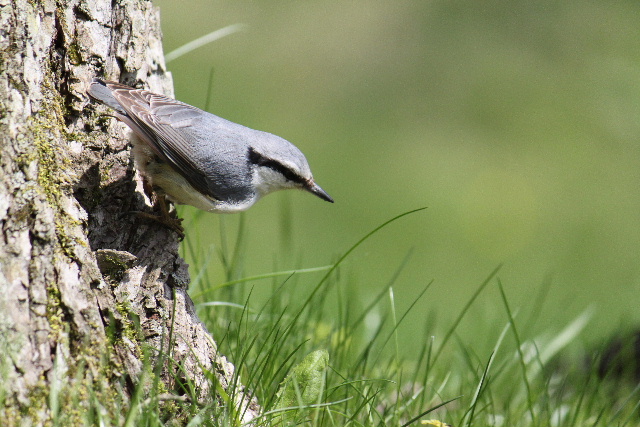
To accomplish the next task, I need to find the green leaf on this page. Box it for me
[272,350,329,423]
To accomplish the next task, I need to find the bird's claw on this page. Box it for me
[131,211,185,240]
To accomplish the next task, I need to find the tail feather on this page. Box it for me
[87,78,128,115]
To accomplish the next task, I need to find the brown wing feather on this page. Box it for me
[104,82,215,199]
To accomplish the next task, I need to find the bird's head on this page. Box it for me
[247,132,333,203]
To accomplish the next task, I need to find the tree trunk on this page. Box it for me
[0,0,259,424]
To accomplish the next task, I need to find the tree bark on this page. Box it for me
[0,0,258,424]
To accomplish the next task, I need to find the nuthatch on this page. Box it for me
[88,79,333,235]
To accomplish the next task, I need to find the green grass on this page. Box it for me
[7,209,640,426]
[171,208,640,426]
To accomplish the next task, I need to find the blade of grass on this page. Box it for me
[463,321,511,427]
[522,273,554,336]
[333,249,415,356]
[203,66,216,112]
[282,208,427,344]
[189,244,216,298]
[165,24,247,63]
[371,280,434,368]
[431,264,502,365]
[389,287,399,367]
[497,279,536,424]
[610,382,640,424]
[400,395,462,427]
[190,265,333,299]
[538,307,594,366]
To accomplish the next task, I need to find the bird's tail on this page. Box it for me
[87,78,128,115]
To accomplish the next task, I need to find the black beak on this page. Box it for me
[306,181,334,203]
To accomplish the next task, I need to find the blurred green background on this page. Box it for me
[153,1,640,345]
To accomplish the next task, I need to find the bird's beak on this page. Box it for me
[306,181,334,203]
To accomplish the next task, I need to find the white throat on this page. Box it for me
[252,166,297,198]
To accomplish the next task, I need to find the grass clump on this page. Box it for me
[179,208,640,426]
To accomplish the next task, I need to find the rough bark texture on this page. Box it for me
[0,0,258,424]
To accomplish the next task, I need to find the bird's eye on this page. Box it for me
[248,148,306,184]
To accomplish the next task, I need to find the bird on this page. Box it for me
[87,78,333,235]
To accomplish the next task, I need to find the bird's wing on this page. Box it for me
[105,82,217,200]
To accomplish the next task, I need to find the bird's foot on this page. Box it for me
[131,211,185,240]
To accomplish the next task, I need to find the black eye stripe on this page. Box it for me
[248,148,306,185]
